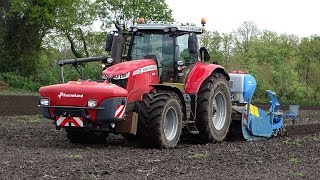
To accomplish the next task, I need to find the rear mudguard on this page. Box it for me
[185,62,229,94]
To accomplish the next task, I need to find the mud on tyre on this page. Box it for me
[138,91,183,148]
[196,73,232,143]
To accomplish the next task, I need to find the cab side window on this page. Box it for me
[176,34,197,65]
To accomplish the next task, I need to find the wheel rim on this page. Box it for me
[212,92,227,130]
[163,106,178,141]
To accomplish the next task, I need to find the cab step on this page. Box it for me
[184,121,199,134]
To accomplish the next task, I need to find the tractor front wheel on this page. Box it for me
[196,73,232,143]
[139,91,183,148]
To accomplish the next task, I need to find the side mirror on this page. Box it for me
[105,34,114,52]
[188,34,198,54]
[199,47,210,61]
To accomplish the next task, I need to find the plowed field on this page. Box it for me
[0,95,319,179]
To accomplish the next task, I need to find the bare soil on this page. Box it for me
[0,95,39,116]
[0,95,320,179]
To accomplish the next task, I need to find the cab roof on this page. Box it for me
[129,21,203,34]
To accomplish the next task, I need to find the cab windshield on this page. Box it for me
[130,33,173,65]
[130,32,197,64]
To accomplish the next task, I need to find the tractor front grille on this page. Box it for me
[110,78,128,89]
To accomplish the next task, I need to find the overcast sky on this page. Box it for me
[165,0,319,37]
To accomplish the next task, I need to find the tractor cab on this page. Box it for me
[127,21,206,83]
[106,20,210,84]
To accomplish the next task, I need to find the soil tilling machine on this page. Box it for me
[39,19,298,148]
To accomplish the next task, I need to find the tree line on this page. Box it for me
[0,0,172,76]
[202,21,320,105]
[0,0,319,105]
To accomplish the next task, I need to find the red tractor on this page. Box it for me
[39,20,232,148]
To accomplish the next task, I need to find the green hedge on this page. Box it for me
[1,62,319,106]
[0,72,42,91]
[0,62,102,92]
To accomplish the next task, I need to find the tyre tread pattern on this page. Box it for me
[138,91,182,148]
[196,73,232,143]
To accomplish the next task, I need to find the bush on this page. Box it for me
[0,72,42,91]
[0,61,104,92]
[33,66,60,85]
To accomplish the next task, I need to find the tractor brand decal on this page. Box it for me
[56,116,83,127]
[58,92,83,99]
[249,104,260,117]
[132,65,157,76]
[115,105,125,118]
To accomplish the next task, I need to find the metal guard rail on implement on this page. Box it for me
[58,56,109,83]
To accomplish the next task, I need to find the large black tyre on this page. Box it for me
[65,128,108,144]
[196,73,232,143]
[139,91,183,148]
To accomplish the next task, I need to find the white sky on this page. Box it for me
[165,0,319,37]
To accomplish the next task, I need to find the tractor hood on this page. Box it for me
[103,59,156,78]
[39,80,128,107]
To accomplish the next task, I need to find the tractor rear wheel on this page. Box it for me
[65,128,108,144]
[196,73,232,143]
[139,91,183,148]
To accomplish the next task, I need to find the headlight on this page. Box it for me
[88,99,98,108]
[40,98,50,106]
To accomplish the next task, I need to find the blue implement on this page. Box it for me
[242,90,284,141]
[283,105,299,124]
